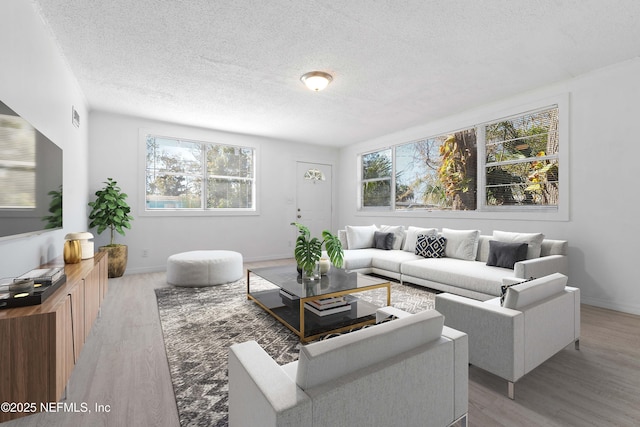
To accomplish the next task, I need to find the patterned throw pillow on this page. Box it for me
[415,235,447,258]
[500,276,535,306]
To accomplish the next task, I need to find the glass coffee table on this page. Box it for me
[247,265,391,342]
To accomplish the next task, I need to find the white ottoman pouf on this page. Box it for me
[166,250,243,287]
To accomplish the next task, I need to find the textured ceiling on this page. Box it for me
[32,0,640,146]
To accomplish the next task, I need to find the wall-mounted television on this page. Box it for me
[0,99,63,241]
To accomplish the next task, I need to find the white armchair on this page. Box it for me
[228,309,468,427]
[435,272,580,399]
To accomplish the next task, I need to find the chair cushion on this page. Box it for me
[295,310,444,390]
[503,272,567,310]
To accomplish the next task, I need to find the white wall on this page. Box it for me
[0,0,89,277]
[338,58,640,315]
[88,111,340,273]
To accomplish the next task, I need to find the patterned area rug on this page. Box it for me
[155,277,435,427]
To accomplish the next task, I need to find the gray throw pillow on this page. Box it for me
[486,240,528,269]
[373,231,395,250]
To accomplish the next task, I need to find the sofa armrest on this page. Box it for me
[442,326,469,421]
[435,293,525,382]
[514,254,568,279]
[229,341,312,427]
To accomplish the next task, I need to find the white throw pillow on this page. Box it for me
[345,225,377,249]
[493,230,545,259]
[441,228,480,261]
[378,225,405,250]
[337,230,348,249]
[402,226,437,252]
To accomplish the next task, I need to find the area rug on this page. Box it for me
[155,277,435,427]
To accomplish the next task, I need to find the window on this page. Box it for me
[145,135,255,211]
[395,128,476,211]
[358,104,561,214]
[361,149,392,208]
[483,107,559,208]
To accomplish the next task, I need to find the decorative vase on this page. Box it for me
[302,263,320,282]
[63,239,82,264]
[99,245,128,278]
[319,258,331,275]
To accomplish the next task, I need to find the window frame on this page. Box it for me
[356,94,569,221]
[139,129,259,217]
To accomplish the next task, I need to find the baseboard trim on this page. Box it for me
[581,297,640,316]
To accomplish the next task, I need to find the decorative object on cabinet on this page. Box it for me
[63,234,82,264]
[290,222,343,280]
[88,178,133,277]
[65,232,95,259]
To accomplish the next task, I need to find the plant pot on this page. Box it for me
[99,244,128,278]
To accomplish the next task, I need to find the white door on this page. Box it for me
[296,162,333,239]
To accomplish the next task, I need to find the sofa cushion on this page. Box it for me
[341,249,378,270]
[295,310,444,390]
[486,240,528,269]
[373,231,395,250]
[416,235,446,258]
[493,230,545,259]
[378,225,405,250]
[402,258,509,296]
[371,250,423,273]
[402,226,437,252]
[346,225,377,249]
[502,272,567,310]
[442,228,480,261]
[338,229,348,249]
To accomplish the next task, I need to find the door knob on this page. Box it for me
[297,215,302,218]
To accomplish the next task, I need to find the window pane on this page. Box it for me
[395,137,447,209]
[485,107,558,207]
[147,137,203,174]
[362,149,391,179]
[361,149,392,207]
[486,108,558,163]
[362,180,391,207]
[207,145,253,178]
[207,178,253,209]
[146,173,202,209]
[486,159,558,206]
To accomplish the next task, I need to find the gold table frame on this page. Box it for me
[247,269,391,343]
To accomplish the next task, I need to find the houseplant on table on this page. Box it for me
[291,222,344,279]
[88,178,134,278]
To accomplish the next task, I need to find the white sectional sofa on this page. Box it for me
[332,225,568,300]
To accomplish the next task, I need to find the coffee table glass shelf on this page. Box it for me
[247,265,391,343]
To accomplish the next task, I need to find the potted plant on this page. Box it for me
[88,178,134,278]
[291,222,344,279]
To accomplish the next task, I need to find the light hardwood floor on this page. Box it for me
[4,259,640,427]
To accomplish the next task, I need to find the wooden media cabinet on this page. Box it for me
[0,252,108,421]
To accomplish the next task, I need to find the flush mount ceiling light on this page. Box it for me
[300,71,333,91]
